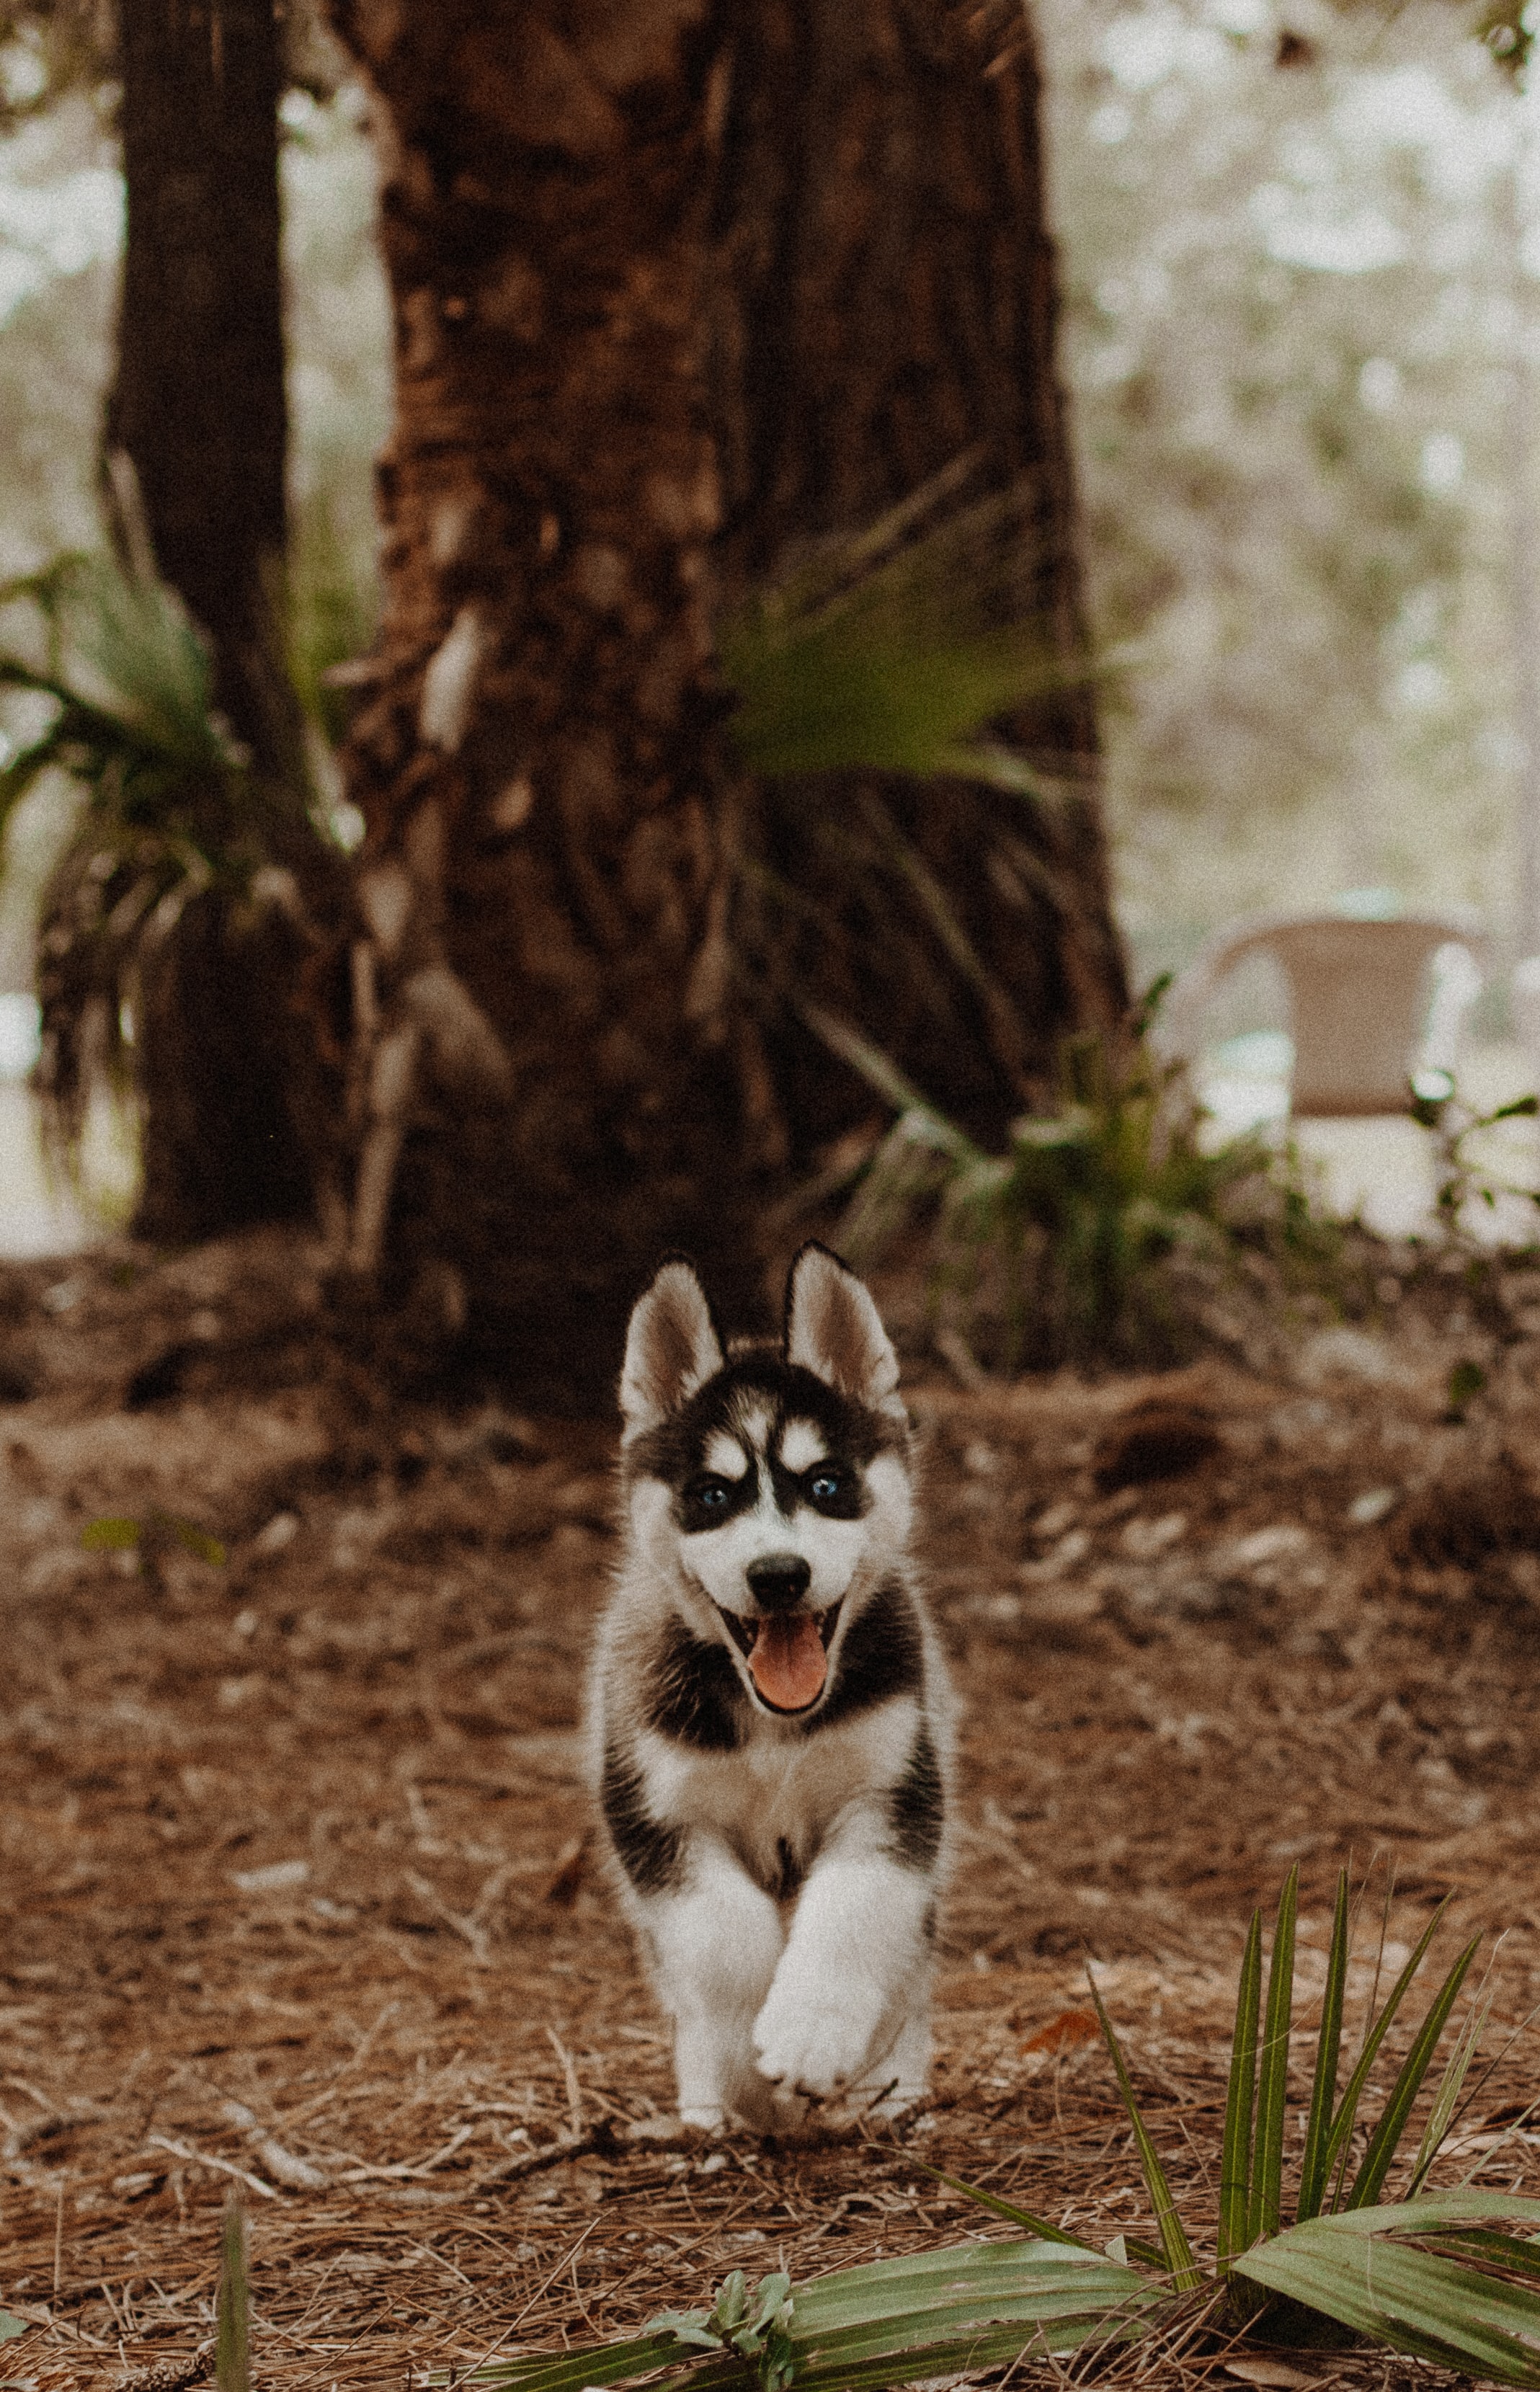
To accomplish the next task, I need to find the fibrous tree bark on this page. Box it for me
[709,0,1128,1157]
[98,0,342,1241]
[324,0,1127,1404]
[324,0,768,1404]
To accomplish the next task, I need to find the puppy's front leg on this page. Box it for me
[752,1809,934,2101]
[644,1836,787,2129]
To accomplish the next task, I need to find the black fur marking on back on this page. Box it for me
[628,1353,904,1502]
[887,1722,944,1869]
[601,1743,685,1894]
[815,1578,925,1728]
[646,1616,747,1751]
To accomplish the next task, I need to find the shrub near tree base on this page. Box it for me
[825,990,1337,1373]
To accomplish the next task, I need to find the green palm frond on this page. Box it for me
[720,465,1098,790]
[458,1873,1537,2392]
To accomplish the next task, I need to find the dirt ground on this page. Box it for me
[4,1227,1540,2392]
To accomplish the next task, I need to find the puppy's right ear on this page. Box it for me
[620,1259,724,1439]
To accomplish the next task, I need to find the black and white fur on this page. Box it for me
[588,1244,953,2131]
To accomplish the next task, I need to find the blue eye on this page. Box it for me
[697,1480,730,1511]
[810,1472,842,1503]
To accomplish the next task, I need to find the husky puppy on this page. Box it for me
[588,1243,953,2131]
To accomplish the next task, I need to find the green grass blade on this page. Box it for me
[1407,1993,1490,2200]
[786,2245,1152,2333]
[215,2198,250,2392]
[1233,2208,1540,2385]
[1247,1862,1297,2246]
[1218,1908,1263,2267]
[796,1002,981,1162]
[920,2169,1100,2249]
[1315,1895,1450,2210]
[1345,1936,1480,2208]
[1296,1869,1350,2222]
[1086,1970,1203,2291]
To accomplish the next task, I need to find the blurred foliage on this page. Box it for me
[1038,0,1534,938]
[1409,1069,1540,1230]
[0,78,386,993]
[721,465,1088,793]
[0,545,270,1162]
[0,0,347,127]
[814,984,1338,1370]
[0,1,112,130]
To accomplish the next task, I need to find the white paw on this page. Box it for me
[752,1986,880,2096]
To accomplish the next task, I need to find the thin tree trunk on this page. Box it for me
[109,0,293,770]
[324,0,770,1403]
[102,0,342,1242]
[709,0,1129,1157]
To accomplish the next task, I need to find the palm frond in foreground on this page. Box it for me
[445,1871,1540,2389]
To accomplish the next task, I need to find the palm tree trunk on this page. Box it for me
[109,0,294,771]
[100,0,344,1241]
[324,0,771,1402]
[709,0,1128,1156]
[324,0,1129,1401]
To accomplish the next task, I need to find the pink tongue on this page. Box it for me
[749,1613,827,1709]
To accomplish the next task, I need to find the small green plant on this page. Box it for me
[82,1511,226,1567]
[450,1871,1540,2392]
[1445,1357,1487,1420]
[0,548,266,1170]
[653,2269,797,2392]
[814,987,1332,1369]
[1410,1074,1540,1242]
[0,528,346,1211]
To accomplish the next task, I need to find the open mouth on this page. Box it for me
[718,1603,841,1712]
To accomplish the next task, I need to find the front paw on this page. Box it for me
[752,1984,879,2097]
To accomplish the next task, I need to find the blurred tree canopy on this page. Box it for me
[1038,0,1533,952]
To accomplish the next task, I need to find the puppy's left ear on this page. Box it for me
[785,1243,903,1416]
[620,1258,725,1439]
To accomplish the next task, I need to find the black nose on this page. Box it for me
[746,1552,811,1611]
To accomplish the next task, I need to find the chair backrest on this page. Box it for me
[1156,913,1485,1117]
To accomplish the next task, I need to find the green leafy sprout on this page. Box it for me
[651,2269,797,2392]
[442,1870,1540,2392]
[0,2306,27,2392]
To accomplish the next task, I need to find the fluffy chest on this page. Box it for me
[638,1699,920,1890]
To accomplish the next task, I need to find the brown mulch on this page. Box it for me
[4,1229,1540,2391]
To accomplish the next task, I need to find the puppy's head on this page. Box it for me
[619,1245,912,1717]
